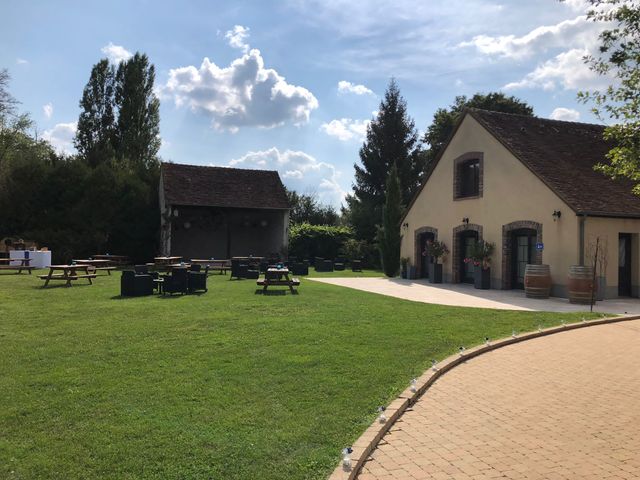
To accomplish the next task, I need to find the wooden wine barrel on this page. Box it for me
[567,265,597,304]
[524,264,551,299]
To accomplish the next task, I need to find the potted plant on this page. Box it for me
[466,239,495,289]
[400,257,409,279]
[424,240,449,284]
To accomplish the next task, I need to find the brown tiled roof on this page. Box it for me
[468,109,640,218]
[161,162,290,210]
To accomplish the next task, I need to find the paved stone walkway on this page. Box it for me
[309,278,640,314]
[357,320,640,480]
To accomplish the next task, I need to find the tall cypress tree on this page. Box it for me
[115,52,161,169]
[74,59,116,167]
[378,164,402,277]
[348,79,422,242]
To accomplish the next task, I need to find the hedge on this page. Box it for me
[288,223,353,261]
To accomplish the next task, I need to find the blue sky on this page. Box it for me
[2,0,607,207]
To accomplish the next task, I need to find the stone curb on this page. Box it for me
[327,314,640,480]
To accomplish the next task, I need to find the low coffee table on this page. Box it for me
[153,277,164,293]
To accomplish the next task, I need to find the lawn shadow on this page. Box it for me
[254,289,298,296]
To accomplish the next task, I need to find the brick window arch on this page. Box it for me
[452,223,483,283]
[414,226,438,278]
[501,220,543,289]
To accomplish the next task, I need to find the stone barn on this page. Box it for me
[159,162,290,260]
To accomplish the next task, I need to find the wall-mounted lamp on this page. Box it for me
[462,217,469,225]
[402,222,409,231]
[552,210,562,221]
[173,208,179,217]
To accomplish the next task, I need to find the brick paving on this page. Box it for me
[357,320,640,480]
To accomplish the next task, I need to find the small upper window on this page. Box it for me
[453,152,483,200]
[459,159,480,197]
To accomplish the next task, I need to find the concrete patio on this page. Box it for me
[308,277,640,314]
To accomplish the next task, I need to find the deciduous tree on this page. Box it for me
[74,59,116,167]
[578,0,640,193]
[115,53,161,170]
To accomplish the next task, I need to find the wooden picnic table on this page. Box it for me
[93,254,130,265]
[191,259,231,274]
[257,267,300,294]
[38,264,96,287]
[154,256,183,265]
[72,259,117,275]
[0,257,33,274]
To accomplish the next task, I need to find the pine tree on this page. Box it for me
[74,59,116,167]
[349,79,422,242]
[378,165,402,277]
[115,53,161,169]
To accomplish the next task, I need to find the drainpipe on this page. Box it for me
[579,214,587,266]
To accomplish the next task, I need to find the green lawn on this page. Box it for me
[0,270,602,479]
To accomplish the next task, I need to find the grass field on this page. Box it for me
[0,269,602,479]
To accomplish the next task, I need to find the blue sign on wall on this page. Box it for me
[536,242,544,251]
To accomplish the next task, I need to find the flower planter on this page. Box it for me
[474,268,491,289]
[596,275,606,301]
[429,263,443,284]
[408,266,416,280]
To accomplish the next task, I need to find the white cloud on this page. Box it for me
[504,48,605,91]
[101,42,133,64]
[563,0,590,12]
[549,107,581,121]
[43,122,77,155]
[228,147,346,205]
[43,103,53,119]
[338,80,374,95]
[225,25,250,53]
[459,16,600,60]
[160,49,318,132]
[16,58,28,65]
[320,118,369,141]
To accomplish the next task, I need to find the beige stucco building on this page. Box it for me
[400,109,640,299]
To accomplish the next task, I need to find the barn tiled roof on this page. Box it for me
[161,163,290,210]
[468,109,640,218]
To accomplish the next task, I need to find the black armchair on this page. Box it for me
[121,270,154,297]
[291,262,309,276]
[163,267,189,295]
[231,259,248,279]
[188,269,208,293]
[134,264,159,279]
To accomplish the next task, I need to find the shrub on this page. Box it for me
[288,223,353,260]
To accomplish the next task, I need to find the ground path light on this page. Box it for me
[459,346,466,356]
[377,406,387,423]
[342,447,353,469]
[512,330,518,338]
[431,359,438,371]
[485,337,490,346]
[538,324,543,332]
[410,378,418,393]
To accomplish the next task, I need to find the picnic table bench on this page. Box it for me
[257,268,300,293]
[0,257,34,274]
[38,265,97,287]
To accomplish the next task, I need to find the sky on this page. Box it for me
[2,0,610,207]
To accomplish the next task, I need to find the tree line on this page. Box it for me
[0,53,161,262]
